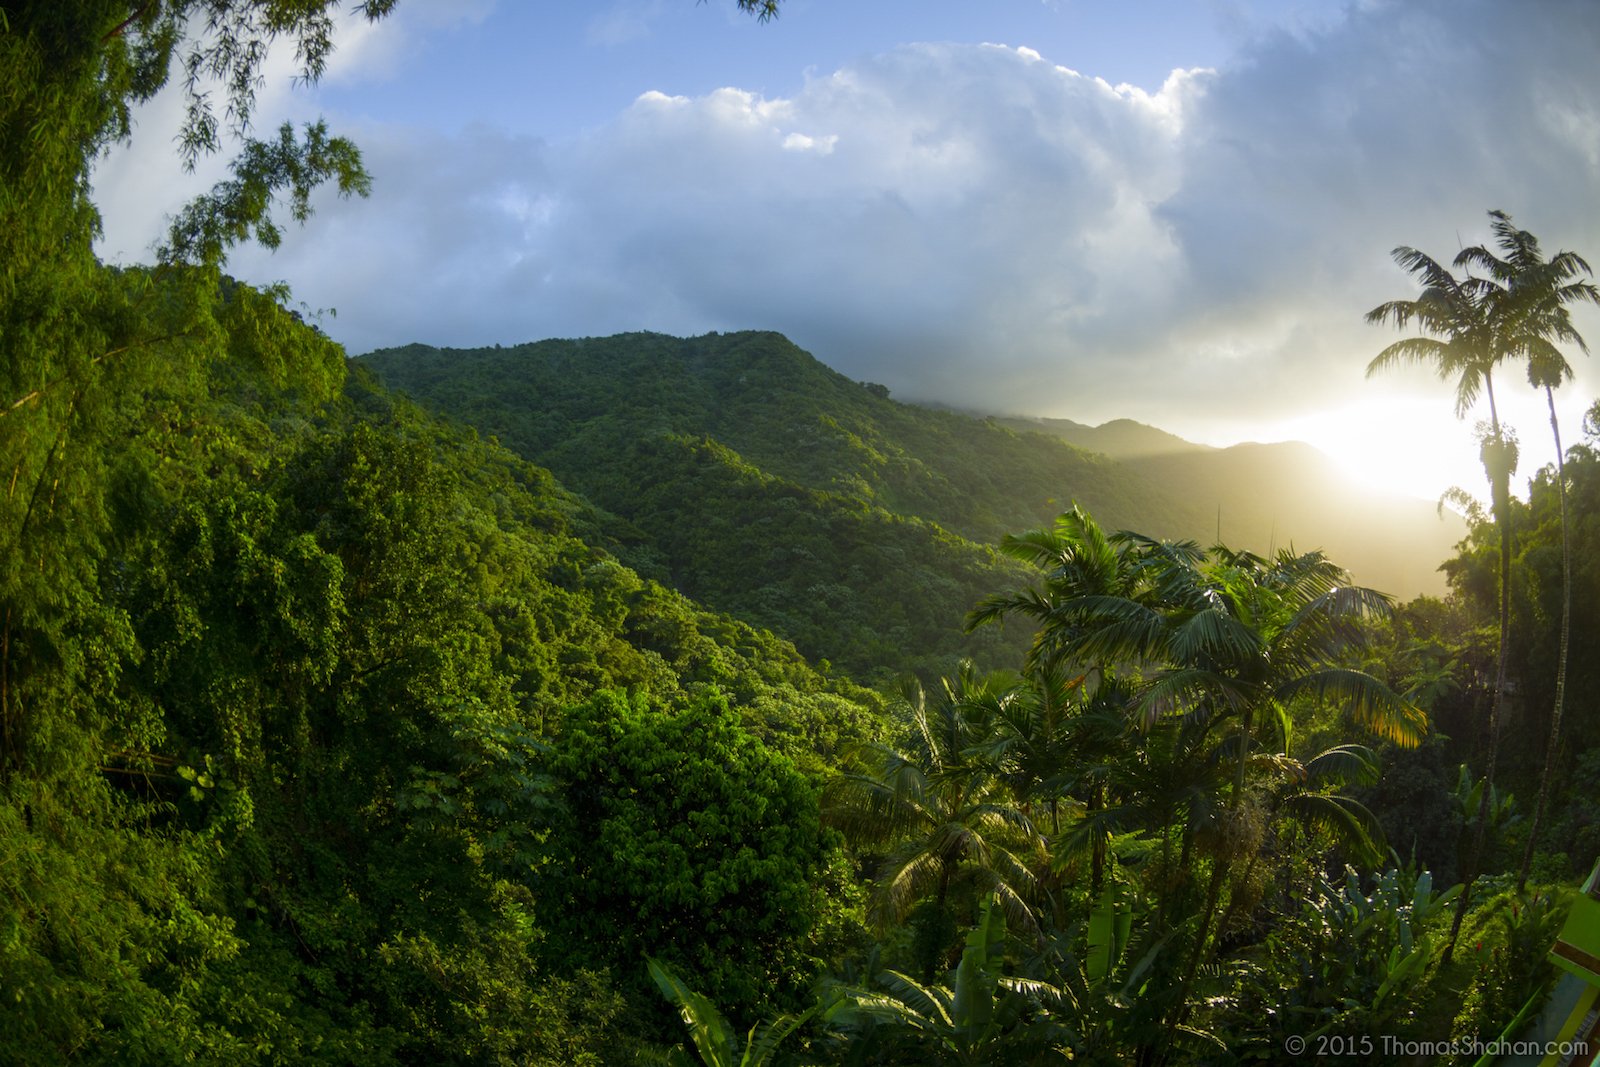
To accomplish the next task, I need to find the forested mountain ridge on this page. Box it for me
[363,328,1464,669]
[365,330,1212,680]
[361,331,1183,542]
[994,414,1209,459]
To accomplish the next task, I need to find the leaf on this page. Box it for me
[952,895,1005,1033]
[647,957,738,1067]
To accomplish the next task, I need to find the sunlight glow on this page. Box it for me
[1264,400,1494,506]
[1262,390,1578,507]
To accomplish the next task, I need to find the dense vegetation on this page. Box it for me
[5,4,1599,1065]
[362,332,1461,678]
[360,332,1179,681]
[998,417,1467,599]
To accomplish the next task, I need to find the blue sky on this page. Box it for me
[308,1,1326,135]
[94,0,1600,502]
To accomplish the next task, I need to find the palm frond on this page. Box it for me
[966,587,1050,632]
[1279,791,1385,866]
[1276,667,1426,747]
[1167,607,1262,665]
[873,847,946,927]
[1135,667,1253,729]
[998,975,1079,1015]
[1303,743,1380,787]
[874,970,953,1028]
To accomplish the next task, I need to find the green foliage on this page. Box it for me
[1435,423,1600,877]
[827,893,1079,1065]
[824,666,1047,968]
[646,956,819,1067]
[359,332,1212,679]
[1452,763,1521,869]
[1450,887,1570,1046]
[2,270,881,1060]
[540,690,836,1022]
[10,8,1595,1059]
[1221,865,1459,1056]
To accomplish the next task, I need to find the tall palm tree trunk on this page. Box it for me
[1446,393,1514,961]
[1519,387,1571,890]
[1089,784,1106,895]
[1157,857,1228,1066]
[1159,708,1254,1057]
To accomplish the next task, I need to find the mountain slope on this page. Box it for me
[361,330,1463,682]
[360,332,1222,678]
[366,331,1193,543]
[997,415,1210,459]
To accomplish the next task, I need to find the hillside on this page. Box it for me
[362,331,1191,541]
[996,415,1210,459]
[1,268,888,1061]
[364,330,1463,639]
[360,331,1224,679]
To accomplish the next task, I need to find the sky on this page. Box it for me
[93,0,1600,504]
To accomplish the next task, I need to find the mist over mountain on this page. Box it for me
[993,416,1210,460]
[1001,416,1466,598]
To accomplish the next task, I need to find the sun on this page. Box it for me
[1268,399,1490,506]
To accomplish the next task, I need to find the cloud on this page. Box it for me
[97,0,1600,494]
[321,0,497,84]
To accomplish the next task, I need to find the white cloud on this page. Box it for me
[322,0,496,83]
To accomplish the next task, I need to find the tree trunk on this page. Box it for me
[1090,783,1105,895]
[1159,856,1228,1064]
[1446,405,1514,961]
[1519,386,1571,891]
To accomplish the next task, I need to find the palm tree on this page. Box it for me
[972,511,1420,1062]
[824,665,1048,971]
[1455,211,1600,889]
[967,503,1138,678]
[982,525,1418,1045]
[1042,538,1423,1056]
[968,508,1203,906]
[1366,236,1517,958]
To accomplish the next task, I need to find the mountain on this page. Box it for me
[1004,416,1465,598]
[359,331,1217,680]
[997,415,1210,459]
[360,331,1463,680]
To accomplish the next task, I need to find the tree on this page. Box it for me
[539,689,831,1023]
[1,2,392,790]
[983,527,1419,1056]
[825,665,1048,977]
[967,506,1132,659]
[1102,546,1420,1037]
[1366,233,1517,959]
[1454,211,1600,889]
